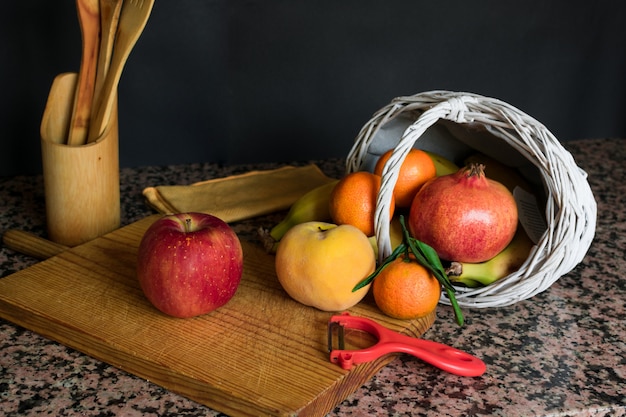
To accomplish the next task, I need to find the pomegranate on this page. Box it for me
[408,163,518,263]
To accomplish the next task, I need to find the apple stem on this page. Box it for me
[184,217,192,233]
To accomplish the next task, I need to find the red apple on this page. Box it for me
[137,212,244,318]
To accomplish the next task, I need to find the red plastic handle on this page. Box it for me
[329,314,486,377]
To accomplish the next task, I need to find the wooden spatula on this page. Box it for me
[67,0,101,146]
[93,0,124,108]
[88,0,155,143]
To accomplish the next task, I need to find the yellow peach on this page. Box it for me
[275,222,375,311]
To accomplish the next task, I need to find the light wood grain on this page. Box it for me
[88,0,155,142]
[2,230,68,260]
[0,215,435,416]
[40,73,77,144]
[68,0,101,146]
[40,72,120,247]
[93,0,123,107]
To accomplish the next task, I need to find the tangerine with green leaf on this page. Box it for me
[372,254,441,319]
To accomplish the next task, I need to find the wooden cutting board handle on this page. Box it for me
[2,230,68,260]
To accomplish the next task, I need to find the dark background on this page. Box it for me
[2,1,625,177]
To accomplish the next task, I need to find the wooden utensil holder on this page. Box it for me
[40,72,120,246]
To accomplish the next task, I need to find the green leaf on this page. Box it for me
[414,239,446,273]
[352,243,405,292]
[399,216,465,326]
[352,215,466,327]
[444,286,465,326]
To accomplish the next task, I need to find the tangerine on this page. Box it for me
[372,255,441,319]
[329,171,394,237]
[374,148,437,208]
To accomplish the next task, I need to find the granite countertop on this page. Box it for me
[1,138,625,416]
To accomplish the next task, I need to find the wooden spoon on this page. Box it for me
[67,0,100,146]
[88,0,155,143]
[93,0,124,107]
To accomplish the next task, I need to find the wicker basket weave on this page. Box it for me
[346,91,597,308]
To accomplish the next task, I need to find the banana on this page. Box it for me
[446,227,534,287]
[463,153,533,193]
[424,151,460,176]
[260,180,339,253]
[368,235,379,260]
[389,215,404,250]
[368,215,405,260]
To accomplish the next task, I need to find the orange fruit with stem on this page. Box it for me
[329,171,394,237]
[372,255,441,319]
[374,148,437,208]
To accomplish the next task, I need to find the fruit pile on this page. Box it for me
[267,149,536,326]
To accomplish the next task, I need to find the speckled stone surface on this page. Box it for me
[1,138,625,416]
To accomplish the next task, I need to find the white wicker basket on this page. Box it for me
[346,91,597,308]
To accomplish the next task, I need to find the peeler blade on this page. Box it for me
[327,320,345,352]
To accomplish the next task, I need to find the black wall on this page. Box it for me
[2,1,625,176]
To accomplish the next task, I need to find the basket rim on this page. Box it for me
[346,90,597,308]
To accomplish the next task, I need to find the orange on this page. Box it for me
[374,148,437,208]
[329,171,394,237]
[372,256,441,319]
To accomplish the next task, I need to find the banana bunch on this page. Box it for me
[444,152,537,287]
[260,180,339,253]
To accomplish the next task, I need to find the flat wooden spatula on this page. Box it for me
[67,0,101,146]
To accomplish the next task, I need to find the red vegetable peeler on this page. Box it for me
[327,313,486,377]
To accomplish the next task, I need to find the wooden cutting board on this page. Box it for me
[0,215,435,416]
